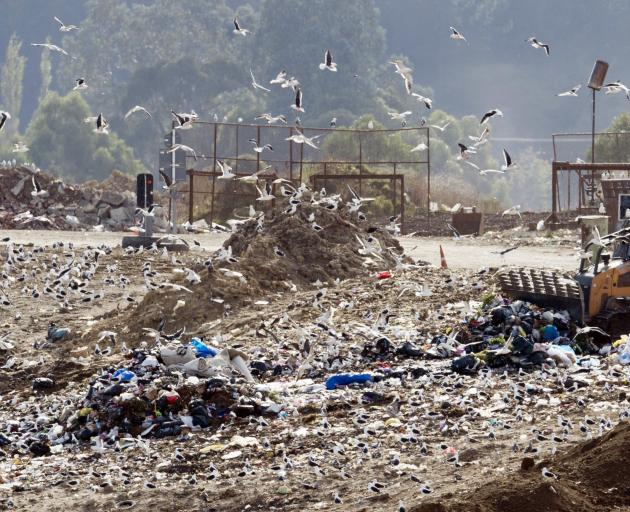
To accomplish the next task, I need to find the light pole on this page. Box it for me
[587,60,608,206]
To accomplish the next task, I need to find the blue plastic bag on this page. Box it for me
[112,369,136,382]
[325,373,373,390]
[190,338,219,358]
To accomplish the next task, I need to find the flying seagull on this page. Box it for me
[557,84,581,97]
[269,70,287,85]
[31,42,69,56]
[167,143,197,161]
[250,69,271,92]
[255,113,287,124]
[159,170,174,191]
[233,18,250,36]
[171,110,195,129]
[410,142,428,152]
[249,139,273,153]
[124,105,152,119]
[319,49,338,72]
[12,142,28,153]
[0,111,10,132]
[388,111,412,127]
[31,176,47,197]
[412,93,432,109]
[457,143,476,160]
[526,37,550,56]
[501,148,516,171]
[73,78,87,90]
[94,113,109,134]
[604,81,630,100]
[430,121,450,132]
[291,88,305,113]
[390,59,413,94]
[449,27,467,43]
[217,160,236,179]
[54,16,78,32]
[480,108,503,125]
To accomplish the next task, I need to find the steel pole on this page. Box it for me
[591,88,596,205]
[170,124,176,234]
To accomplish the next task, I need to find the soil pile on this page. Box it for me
[418,423,630,512]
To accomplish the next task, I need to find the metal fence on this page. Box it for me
[162,121,430,232]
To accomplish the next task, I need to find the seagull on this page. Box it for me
[388,111,412,127]
[73,78,87,90]
[526,37,550,55]
[501,148,516,171]
[457,143,476,160]
[159,170,174,191]
[94,113,109,134]
[410,142,428,152]
[54,16,78,32]
[269,70,287,85]
[430,121,450,132]
[250,69,271,92]
[171,110,196,129]
[255,113,287,124]
[31,176,47,197]
[501,205,522,219]
[0,111,10,131]
[31,43,69,56]
[479,168,505,175]
[233,18,250,35]
[124,105,152,119]
[167,143,197,160]
[249,139,273,153]
[330,117,337,127]
[217,160,236,179]
[541,467,558,480]
[319,49,338,71]
[480,108,503,125]
[412,93,432,109]
[286,133,320,149]
[449,26,467,43]
[12,142,28,153]
[604,81,630,100]
[256,182,274,201]
[390,59,413,94]
[291,88,305,112]
[281,76,300,90]
[558,84,581,97]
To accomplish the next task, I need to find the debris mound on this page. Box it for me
[418,423,630,512]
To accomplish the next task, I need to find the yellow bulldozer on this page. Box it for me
[499,227,630,334]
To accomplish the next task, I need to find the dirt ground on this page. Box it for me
[1,222,626,512]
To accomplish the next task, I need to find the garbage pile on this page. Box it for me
[0,165,166,231]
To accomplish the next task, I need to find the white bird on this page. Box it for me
[269,70,287,85]
[501,148,516,171]
[31,176,47,197]
[73,78,87,90]
[502,205,522,219]
[479,168,505,175]
[291,88,305,113]
[94,113,109,134]
[541,467,558,480]
[124,105,152,119]
[250,69,271,92]
[412,93,432,109]
[0,111,10,132]
[558,84,581,97]
[604,81,630,100]
[54,16,78,32]
[430,121,450,132]
[12,142,28,153]
[233,18,250,35]
[410,142,428,153]
[388,111,412,126]
[167,143,197,161]
[480,108,503,125]
[281,77,300,90]
[449,26,467,43]
[286,133,319,149]
[536,219,545,231]
[255,113,287,124]
[31,42,69,56]
[256,182,274,201]
[319,49,338,71]
[390,59,413,94]
[367,120,374,130]
[159,170,174,191]
[249,139,273,153]
[526,37,550,56]
[217,160,236,179]
[171,110,196,130]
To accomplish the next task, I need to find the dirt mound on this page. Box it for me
[87,205,406,343]
[417,423,630,512]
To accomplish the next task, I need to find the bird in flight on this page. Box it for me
[526,37,550,56]
[430,121,450,132]
[167,143,197,161]
[480,108,503,125]
[291,88,305,113]
[94,113,109,134]
[31,42,69,56]
[250,69,271,92]
[501,148,516,171]
[0,111,10,132]
[54,16,78,32]
[557,84,581,97]
[233,18,250,35]
[269,70,287,85]
[390,59,413,94]
[449,27,467,43]
[604,81,630,100]
[412,93,432,109]
[73,78,87,90]
[249,139,273,153]
[319,49,338,72]
[31,176,47,197]
[255,113,287,124]
[388,110,412,127]
[124,105,152,120]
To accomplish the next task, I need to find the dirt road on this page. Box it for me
[0,229,577,270]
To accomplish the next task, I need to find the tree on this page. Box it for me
[39,37,52,103]
[0,33,26,135]
[591,113,630,163]
[26,92,145,181]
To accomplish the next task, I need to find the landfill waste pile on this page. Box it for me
[0,187,629,512]
[0,164,166,232]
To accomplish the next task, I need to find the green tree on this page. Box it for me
[0,33,26,135]
[592,113,630,163]
[26,92,145,181]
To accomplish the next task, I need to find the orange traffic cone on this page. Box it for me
[439,245,448,269]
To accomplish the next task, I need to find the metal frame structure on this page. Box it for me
[178,122,430,232]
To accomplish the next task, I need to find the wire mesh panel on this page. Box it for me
[164,121,430,231]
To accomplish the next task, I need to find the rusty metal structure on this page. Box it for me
[164,121,430,233]
[549,132,630,224]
